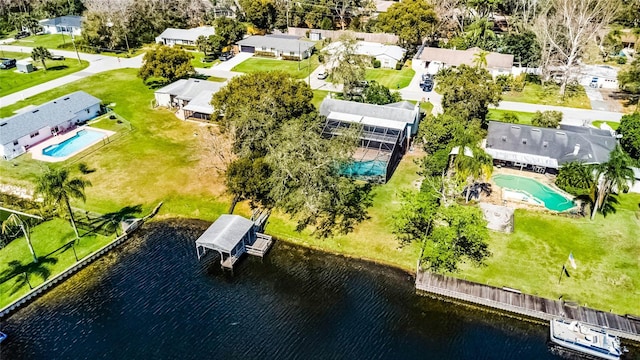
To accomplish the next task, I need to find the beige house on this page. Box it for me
[415,47,514,77]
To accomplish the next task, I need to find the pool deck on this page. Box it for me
[29,126,115,163]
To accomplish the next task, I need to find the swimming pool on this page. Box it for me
[492,174,575,212]
[341,160,387,178]
[42,129,106,158]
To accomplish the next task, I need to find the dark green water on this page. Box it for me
[0,220,628,359]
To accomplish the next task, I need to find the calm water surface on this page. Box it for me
[0,220,624,359]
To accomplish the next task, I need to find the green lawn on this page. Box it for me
[592,120,619,130]
[312,90,331,108]
[12,34,72,49]
[365,66,415,89]
[0,51,89,97]
[458,193,640,315]
[0,218,115,308]
[420,101,434,114]
[191,51,220,68]
[232,55,320,79]
[488,109,536,125]
[502,83,591,109]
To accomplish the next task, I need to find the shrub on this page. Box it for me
[532,110,562,128]
[511,74,526,92]
[496,74,512,91]
[617,56,627,65]
[254,50,276,58]
[372,59,381,68]
[395,62,403,70]
[318,53,324,63]
[501,112,519,123]
[525,73,541,84]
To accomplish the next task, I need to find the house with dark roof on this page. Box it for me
[154,78,225,121]
[319,98,421,182]
[416,47,514,77]
[39,15,84,36]
[155,26,216,46]
[237,35,315,60]
[484,121,617,173]
[0,91,102,160]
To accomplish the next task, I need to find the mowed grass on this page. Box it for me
[12,33,72,49]
[191,51,220,68]
[592,120,619,130]
[365,66,415,89]
[312,89,331,108]
[458,193,640,315]
[0,51,89,97]
[502,83,591,109]
[488,109,536,125]
[232,55,320,79]
[0,218,114,307]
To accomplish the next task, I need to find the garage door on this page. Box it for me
[240,45,255,53]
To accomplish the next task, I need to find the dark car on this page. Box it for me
[421,73,433,82]
[317,71,328,80]
[218,52,234,61]
[421,79,434,92]
[15,31,30,39]
[0,58,16,70]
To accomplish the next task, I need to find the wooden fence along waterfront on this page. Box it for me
[0,202,163,319]
[415,270,640,342]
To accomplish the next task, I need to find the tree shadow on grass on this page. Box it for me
[83,205,143,237]
[0,257,58,295]
[45,65,69,71]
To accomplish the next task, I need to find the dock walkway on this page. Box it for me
[415,270,640,342]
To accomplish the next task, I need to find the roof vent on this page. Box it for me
[0,122,6,127]
[501,136,507,142]
[573,143,580,156]
[63,97,70,100]
[543,141,548,147]
[32,110,39,113]
[522,138,527,144]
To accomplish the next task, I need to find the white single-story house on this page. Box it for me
[155,26,216,46]
[39,16,84,36]
[324,41,406,69]
[0,91,101,160]
[237,35,315,60]
[154,78,225,120]
[319,98,421,182]
[415,47,515,77]
[484,121,617,173]
[579,65,619,89]
[629,167,640,193]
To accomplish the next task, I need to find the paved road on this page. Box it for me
[0,45,143,109]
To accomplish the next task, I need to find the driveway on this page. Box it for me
[212,52,253,71]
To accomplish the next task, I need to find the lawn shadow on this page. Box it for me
[45,65,69,71]
[82,205,143,237]
[0,257,58,295]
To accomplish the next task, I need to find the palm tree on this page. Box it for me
[31,46,52,70]
[35,168,92,239]
[473,50,489,68]
[591,145,635,220]
[1,214,37,263]
[464,19,496,50]
[449,128,493,202]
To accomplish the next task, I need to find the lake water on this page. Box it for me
[0,220,627,359]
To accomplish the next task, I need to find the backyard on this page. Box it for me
[0,69,637,315]
[231,55,320,79]
[0,51,89,97]
[365,66,415,89]
[502,82,591,109]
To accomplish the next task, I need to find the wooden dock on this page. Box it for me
[415,270,640,342]
[246,233,273,258]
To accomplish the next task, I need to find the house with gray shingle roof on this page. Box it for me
[484,121,617,172]
[319,98,421,182]
[154,78,225,120]
[155,26,216,46]
[237,35,315,60]
[39,15,84,36]
[0,91,101,160]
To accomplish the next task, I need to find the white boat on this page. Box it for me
[550,318,624,360]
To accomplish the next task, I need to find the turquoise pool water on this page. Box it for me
[493,174,575,212]
[341,160,387,177]
[42,129,105,158]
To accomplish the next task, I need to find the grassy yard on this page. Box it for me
[191,51,220,69]
[0,51,89,97]
[12,34,72,49]
[231,55,320,79]
[1,68,637,314]
[0,218,115,308]
[487,109,536,125]
[502,83,591,109]
[365,66,415,89]
[312,90,331,108]
[459,193,640,315]
[420,101,434,114]
[592,120,620,130]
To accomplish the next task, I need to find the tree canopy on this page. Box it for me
[377,0,438,46]
[618,59,640,94]
[617,113,640,160]
[531,110,562,128]
[212,72,373,237]
[138,46,194,83]
[31,46,52,70]
[361,81,402,105]
[324,35,368,97]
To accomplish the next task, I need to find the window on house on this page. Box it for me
[290,52,295,56]
[262,46,267,51]
[30,131,39,138]
[87,109,90,113]
[13,140,19,146]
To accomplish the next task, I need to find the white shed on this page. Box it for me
[16,60,34,73]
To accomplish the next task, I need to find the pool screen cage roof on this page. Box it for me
[321,117,402,181]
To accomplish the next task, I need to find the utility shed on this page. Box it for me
[195,215,257,269]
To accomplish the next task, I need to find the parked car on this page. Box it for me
[218,52,233,61]
[14,31,30,39]
[421,79,434,92]
[421,73,433,82]
[202,56,216,63]
[317,71,328,80]
[51,55,65,61]
[0,58,16,69]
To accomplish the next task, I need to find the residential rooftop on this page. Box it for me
[156,26,216,42]
[319,98,417,130]
[237,35,315,53]
[324,41,406,61]
[418,47,514,70]
[40,15,84,29]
